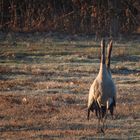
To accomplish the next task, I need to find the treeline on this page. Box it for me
[0,0,139,37]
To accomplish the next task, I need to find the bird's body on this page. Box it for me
[88,60,116,113]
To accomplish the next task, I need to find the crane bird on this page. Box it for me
[87,39,116,133]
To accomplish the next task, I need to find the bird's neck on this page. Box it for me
[107,58,110,69]
[99,63,108,79]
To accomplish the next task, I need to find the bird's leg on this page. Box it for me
[103,114,107,130]
[97,108,101,132]
[97,108,105,134]
[100,117,105,134]
[100,106,107,133]
[110,97,116,119]
[97,117,102,133]
[109,104,115,120]
[97,118,100,130]
[87,108,90,120]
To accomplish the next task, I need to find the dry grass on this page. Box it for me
[0,92,139,139]
[0,34,140,139]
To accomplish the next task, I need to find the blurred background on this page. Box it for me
[0,0,139,38]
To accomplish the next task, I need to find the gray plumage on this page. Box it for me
[106,40,116,116]
[87,39,116,132]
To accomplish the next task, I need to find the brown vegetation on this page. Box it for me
[0,0,140,36]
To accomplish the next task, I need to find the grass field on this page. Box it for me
[0,33,140,139]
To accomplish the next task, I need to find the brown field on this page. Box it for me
[0,33,140,139]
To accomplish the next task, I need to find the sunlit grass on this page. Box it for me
[0,34,140,139]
